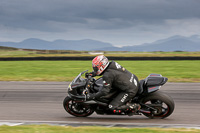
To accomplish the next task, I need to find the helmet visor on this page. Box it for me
[93,67,98,74]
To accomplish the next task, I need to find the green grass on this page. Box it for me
[118,60,200,82]
[0,125,199,133]
[0,60,199,82]
[0,50,200,57]
[0,50,37,57]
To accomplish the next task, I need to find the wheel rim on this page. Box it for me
[65,100,93,117]
[144,99,170,118]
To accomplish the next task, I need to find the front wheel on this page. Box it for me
[63,96,94,117]
[140,91,175,119]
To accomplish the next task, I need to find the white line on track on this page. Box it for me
[0,120,200,129]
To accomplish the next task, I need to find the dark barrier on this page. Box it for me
[0,56,200,61]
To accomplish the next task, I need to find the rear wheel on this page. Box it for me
[140,91,175,119]
[63,96,94,117]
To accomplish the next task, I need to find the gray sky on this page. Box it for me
[0,0,200,46]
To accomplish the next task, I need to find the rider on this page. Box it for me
[86,55,140,113]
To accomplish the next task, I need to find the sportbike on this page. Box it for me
[63,70,174,119]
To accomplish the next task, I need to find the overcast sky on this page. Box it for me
[0,0,200,46]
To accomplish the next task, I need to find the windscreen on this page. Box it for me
[73,70,88,83]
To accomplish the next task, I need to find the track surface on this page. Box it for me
[0,81,200,127]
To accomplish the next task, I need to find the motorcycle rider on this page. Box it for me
[86,55,140,113]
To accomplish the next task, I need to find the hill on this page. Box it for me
[0,38,113,51]
[0,35,200,51]
[96,35,200,52]
[120,35,200,51]
[0,46,18,50]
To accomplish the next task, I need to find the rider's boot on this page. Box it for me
[113,109,122,114]
[117,103,141,111]
[113,103,141,115]
[126,103,141,116]
[127,103,141,111]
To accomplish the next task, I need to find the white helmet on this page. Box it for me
[92,55,109,75]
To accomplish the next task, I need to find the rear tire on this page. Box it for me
[140,91,175,119]
[63,96,94,117]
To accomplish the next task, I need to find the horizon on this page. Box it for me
[0,34,200,48]
[0,34,200,52]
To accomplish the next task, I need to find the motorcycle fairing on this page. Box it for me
[67,71,88,99]
[144,73,168,93]
[145,73,168,87]
[147,85,161,93]
[93,77,103,91]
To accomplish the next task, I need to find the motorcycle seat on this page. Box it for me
[137,79,145,94]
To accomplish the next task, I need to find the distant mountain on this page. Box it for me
[0,38,113,50]
[97,35,200,51]
[0,35,200,51]
[121,36,200,51]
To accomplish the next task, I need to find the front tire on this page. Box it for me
[140,91,175,119]
[63,96,94,117]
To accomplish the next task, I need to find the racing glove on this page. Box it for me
[85,71,96,78]
[83,89,96,100]
[86,93,96,100]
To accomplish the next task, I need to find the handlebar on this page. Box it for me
[85,75,92,89]
[84,73,94,99]
[83,71,96,101]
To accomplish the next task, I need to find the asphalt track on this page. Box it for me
[0,81,200,128]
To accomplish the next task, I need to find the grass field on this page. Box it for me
[0,49,200,57]
[0,60,199,82]
[0,125,199,133]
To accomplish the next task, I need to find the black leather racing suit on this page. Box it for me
[93,61,139,110]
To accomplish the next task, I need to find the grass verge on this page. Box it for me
[0,125,199,133]
[0,60,199,82]
[0,50,200,57]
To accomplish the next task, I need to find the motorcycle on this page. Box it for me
[63,70,175,119]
